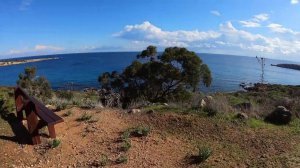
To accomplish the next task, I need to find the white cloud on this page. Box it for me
[267,23,299,35]
[34,45,63,51]
[19,0,33,11]
[239,21,261,28]
[210,10,221,16]
[291,0,299,4]
[240,13,269,28]
[115,21,300,58]
[114,21,221,47]
[5,45,64,56]
[253,13,269,22]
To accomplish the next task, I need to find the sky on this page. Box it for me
[1,0,300,61]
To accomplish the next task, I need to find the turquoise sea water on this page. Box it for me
[1,52,300,92]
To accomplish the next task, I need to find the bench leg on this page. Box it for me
[48,125,56,139]
[25,103,41,145]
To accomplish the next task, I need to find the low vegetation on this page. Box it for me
[76,112,93,122]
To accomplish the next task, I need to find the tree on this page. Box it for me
[17,67,52,102]
[98,46,212,106]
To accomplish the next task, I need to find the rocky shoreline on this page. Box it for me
[0,57,59,67]
[271,63,300,71]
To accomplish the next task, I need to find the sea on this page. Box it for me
[1,52,300,92]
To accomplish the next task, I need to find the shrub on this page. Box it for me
[56,90,74,100]
[76,112,92,122]
[116,154,128,164]
[130,126,151,137]
[120,139,131,152]
[203,106,218,117]
[194,146,212,163]
[56,101,68,111]
[80,98,96,109]
[17,67,52,103]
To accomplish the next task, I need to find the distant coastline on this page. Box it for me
[0,57,59,67]
[271,64,300,71]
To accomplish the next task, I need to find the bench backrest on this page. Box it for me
[14,87,63,125]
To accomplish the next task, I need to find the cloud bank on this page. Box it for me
[115,21,300,58]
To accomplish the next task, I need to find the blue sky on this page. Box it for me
[1,0,300,61]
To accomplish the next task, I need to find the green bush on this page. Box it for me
[17,67,52,103]
[195,146,212,163]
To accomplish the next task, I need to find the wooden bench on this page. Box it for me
[14,87,64,145]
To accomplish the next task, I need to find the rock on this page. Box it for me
[200,99,207,108]
[45,104,56,111]
[163,103,169,106]
[265,106,292,125]
[236,112,249,120]
[128,108,141,114]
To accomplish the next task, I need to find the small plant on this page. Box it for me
[76,112,92,122]
[116,154,128,164]
[63,110,72,117]
[56,90,74,100]
[131,126,151,137]
[121,130,131,141]
[49,139,61,148]
[120,139,131,152]
[56,101,68,111]
[80,98,96,109]
[91,154,109,167]
[203,106,218,117]
[194,146,212,163]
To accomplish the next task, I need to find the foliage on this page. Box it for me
[195,146,212,163]
[17,67,52,102]
[99,46,212,107]
[56,90,74,100]
[49,139,61,148]
[76,112,93,122]
[0,87,15,117]
[116,154,128,164]
[120,139,132,152]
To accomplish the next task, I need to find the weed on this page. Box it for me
[131,126,151,137]
[63,110,72,117]
[99,154,109,166]
[116,154,128,164]
[121,130,131,141]
[120,139,131,152]
[48,139,61,148]
[194,146,212,163]
[76,112,93,122]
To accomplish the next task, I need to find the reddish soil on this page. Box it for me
[1,107,300,167]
